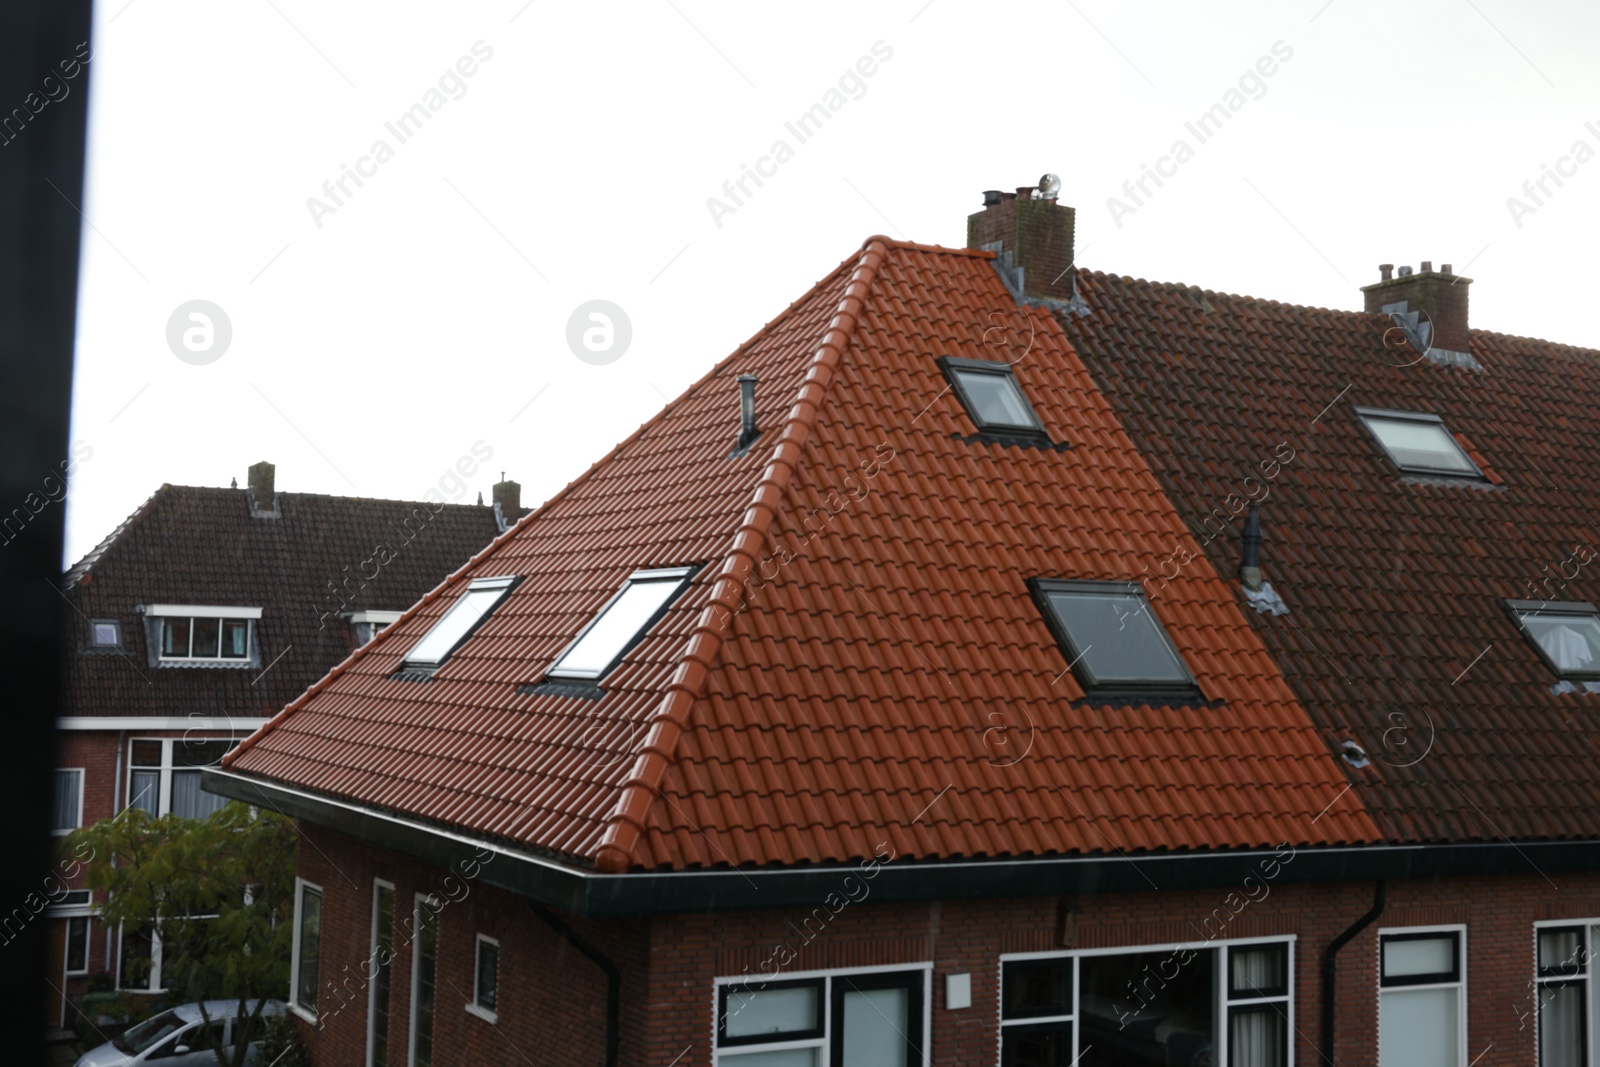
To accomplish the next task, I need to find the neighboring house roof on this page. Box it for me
[1061,268,1600,844]
[223,238,1379,873]
[62,485,503,721]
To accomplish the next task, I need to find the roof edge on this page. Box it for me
[591,237,893,873]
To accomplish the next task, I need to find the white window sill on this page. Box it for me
[464,1003,498,1025]
[288,1003,318,1025]
[157,658,253,667]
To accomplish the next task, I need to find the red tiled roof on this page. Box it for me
[1062,268,1600,843]
[226,239,1379,871]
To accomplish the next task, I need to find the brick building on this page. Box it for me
[46,460,513,1029]
[211,184,1600,1066]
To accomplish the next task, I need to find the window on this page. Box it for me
[402,576,518,669]
[119,922,160,992]
[1030,579,1198,698]
[999,940,1293,1067]
[351,610,404,647]
[410,895,441,1067]
[1534,921,1598,1067]
[1379,928,1464,1067]
[938,356,1047,438]
[52,769,83,834]
[1356,408,1482,478]
[468,935,499,1022]
[715,968,926,1066]
[291,880,323,1020]
[1507,600,1600,681]
[146,604,261,664]
[547,567,697,682]
[127,738,239,820]
[89,619,122,648]
[65,915,90,975]
[369,881,395,1067]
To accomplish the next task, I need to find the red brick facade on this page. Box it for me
[293,823,1600,1066]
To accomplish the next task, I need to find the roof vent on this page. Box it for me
[1239,505,1263,591]
[982,189,1004,207]
[731,374,760,456]
[1339,739,1371,769]
[1038,173,1062,200]
[1397,265,1413,277]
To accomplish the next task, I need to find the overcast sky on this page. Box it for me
[61,0,1600,565]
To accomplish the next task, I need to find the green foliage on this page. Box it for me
[65,803,299,1067]
[254,1013,312,1067]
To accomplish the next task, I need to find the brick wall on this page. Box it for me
[291,824,1600,1067]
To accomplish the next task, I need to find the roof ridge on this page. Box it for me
[224,248,872,779]
[62,487,164,588]
[592,237,892,873]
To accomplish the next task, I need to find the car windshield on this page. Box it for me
[114,1010,186,1054]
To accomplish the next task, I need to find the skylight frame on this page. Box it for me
[1029,578,1200,700]
[1354,407,1484,480]
[937,356,1049,439]
[545,566,698,683]
[400,575,519,671]
[1504,598,1600,681]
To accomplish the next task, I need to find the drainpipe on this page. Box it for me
[1321,880,1386,1064]
[529,901,619,1067]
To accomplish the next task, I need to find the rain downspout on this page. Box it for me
[1321,880,1386,1064]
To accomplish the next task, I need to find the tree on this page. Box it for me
[65,802,298,1067]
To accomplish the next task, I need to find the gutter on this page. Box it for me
[1321,881,1386,1065]
[204,768,1600,917]
[530,902,620,1067]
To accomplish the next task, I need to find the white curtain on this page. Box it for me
[52,770,80,831]
[1539,983,1584,1067]
[171,770,226,820]
[1230,1008,1284,1067]
[1232,947,1283,996]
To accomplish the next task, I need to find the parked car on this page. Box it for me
[74,1000,285,1067]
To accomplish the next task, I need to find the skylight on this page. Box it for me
[1030,579,1197,695]
[402,576,518,669]
[1507,599,1600,680]
[1356,408,1482,478]
[547,567,696,681]
[939,357,1046,437]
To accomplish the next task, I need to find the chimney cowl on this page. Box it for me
[982,189,1004,207]
[966,179,1077,304]
[1421,260,1433,273]
[1015,186,1035,200]
[1398,265,1413,277]
[1378,263,1394,282]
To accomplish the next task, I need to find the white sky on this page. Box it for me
[63,0,1600,565]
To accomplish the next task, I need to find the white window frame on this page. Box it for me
[117,919,165,993]
[1532,917,1600,1067]
[466,934,499,1024]
[125,736,242,819]
[998,934,1297,1067]
[402,576,518,670]
[367,879,396,1067]
[290,878,324,1023]
[546,567,697,682]
[350,610,405,647]
[52,767,84,834]
[64,914,91,975]
[89,618,123,648]
[711,962,932,1066]
[409,893,442,1067]
[1354,408,1483,479]
[1377,924,1467,1067]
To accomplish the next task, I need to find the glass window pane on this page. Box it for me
[1520,615,1600,674]
[725,984,821,1038]
[954,369,1038,430]
[1001,1025,1074,1067]
[1045,591,1191,686]
[296,887,322,1012]
[1080,948,1213,1067]
[161,618,190,657]
[405,587,508,666]
[221,619,249,658]
[92,622,119,645]
[121,925,155,991]
[414,899,439,1066]
[171,770,227,820]
[1003,959,1074,1018]
[1230,1004,1287,1067]
[839,986,910,1067]
[1538,982,1585,1067]
[551,577,685,678]
[191,617,221,657]
[175,739,236,768]
[66,917,89,972]
[1379,987,1458,1067]
[1230,945,1287,997]
[372,886,394,1067]
[131,740,162,767]
[719,1051,818,1067]
[1383,936,1455,979]
[128,770,160,817]
[477,942,498,1011]
[1364,417,1477,474]
[1540,929,1586,976]
[52,770,81,831]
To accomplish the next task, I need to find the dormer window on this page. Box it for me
[1506,600,1600,680]
[145,605,261,666]
[1356,408,1482,478]
[547,567,697,682]
[1029,579,1198,700]
[938,357,1047,438]
[348,610,404,646]
[402,577,518,670]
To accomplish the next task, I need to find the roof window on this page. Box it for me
[939,357,1046,438]
[1506,599,1600,680]
[547,567,696,681]
[402,576,518,669]
[1356,408,1482,478]
[1029,579,1198,699]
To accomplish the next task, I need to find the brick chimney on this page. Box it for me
[966,177,1075,302]
[246,460,279,518]
[1360,262,1472,357]
[492,473,522,532]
